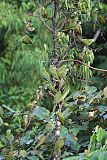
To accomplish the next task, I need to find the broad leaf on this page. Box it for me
[32,106,50,120]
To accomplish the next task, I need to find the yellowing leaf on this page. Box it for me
[99,15,106,24]
[19,150,27,158]
[39,135,46,145]
[56,138,64,150]
[21,35,33,44]
[36,135,47,148]
[56,112,65,125]
[78,95,87,101]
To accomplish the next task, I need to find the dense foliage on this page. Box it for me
[0,0,107,160]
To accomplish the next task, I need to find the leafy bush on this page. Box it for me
[0,0,107,160]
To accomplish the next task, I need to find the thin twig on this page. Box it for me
[93,29,101,42]
[52,0,58,59]
[24,92,44,131]
[62,59,107,72]
[39,16,52,32]
[27,12,52,32]
[58,42,76,67]
[57,17,67,32]
[24,101,37,131]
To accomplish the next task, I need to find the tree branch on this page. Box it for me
[93,29,101,42]
[59,28,102,67]
[52,0,58,60]
[62,59,107,72]
[24,91,44,131]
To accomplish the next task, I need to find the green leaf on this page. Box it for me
[32,106,50,120]
[21,35,33,44]
[57,65,67,78]
[54,83,70,103]
[19,150,27,158]
[62,155,84,160]
[79,38,94,46]
[35,150,44,160]
[69,128,79,136]
[44,119,55,132]
[98,105,107,112]
[103,87,107,98]
[0,117,3,126]
[54,91,63,103]
[42,68,50,81]
[0,106,3,116]
[86,151,107,160]
[46,83,56,92]
[98,152,105,160]
[85,86,97,94]
[62,151,73,158]
[96,128,106,143]
[65,135,80,151]
[2,104,15,112]
[0,141,4,148]
[62,82,70,100]
[56,138,64,150]
[20,131,31,145]
[60,126,68,137]
[28,156,39,160]
[49,65,58,78]
[36,135,47,148]
[88,133,96,152]
[56,112,65,125]
[65,0,69,10]
[6,129,14,143]
[63,108,71,118]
